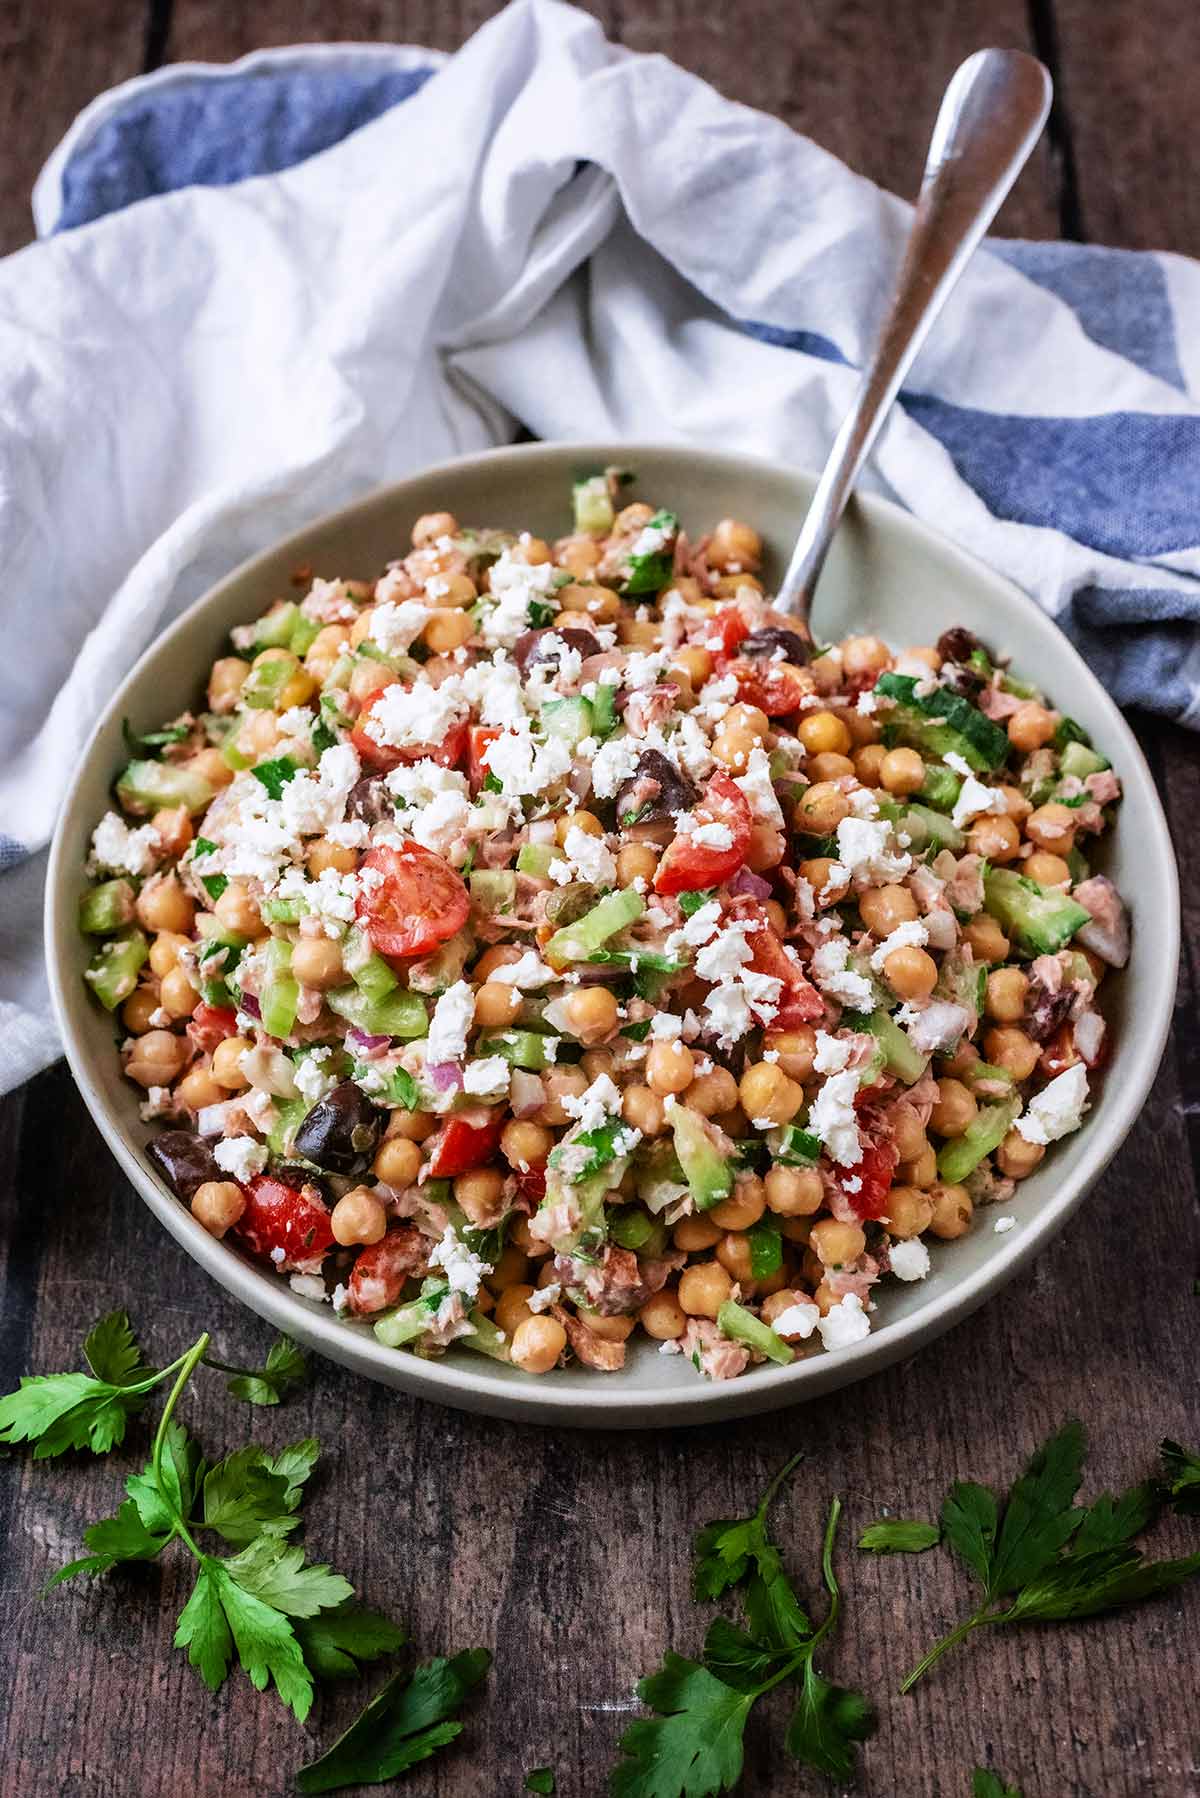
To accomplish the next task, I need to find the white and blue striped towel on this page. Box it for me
[2,0,1196,1093]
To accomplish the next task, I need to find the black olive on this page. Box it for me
[511,626,602,675]
[146,1131,223,1201]
[739,627,811,666]
[347,774,393,826]
[614,748,698,826]
[935,626,982,666]
[292,1082,386,1176]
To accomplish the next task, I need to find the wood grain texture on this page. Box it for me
[2,3,1199,1795]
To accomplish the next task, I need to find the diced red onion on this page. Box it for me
[728,866,773,900]
[347,1026,391,1055]
[510,1071,546,1118]
[1074,1010,1106,1066]
[239,992,262,1019]
[427,1061,464,1093]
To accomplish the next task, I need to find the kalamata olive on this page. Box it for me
[512,626,602,674]
[739,627,812,666]
[347,775,394,826]
[291,1081,385,1176]
[146,1131,223,1200]
[936,626,982,666]
[614,749,698,826]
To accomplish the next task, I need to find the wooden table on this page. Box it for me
[2,4,1197,1794]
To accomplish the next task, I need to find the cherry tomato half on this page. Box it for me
[351,691,468,774]
[706,604,751,658]
[723,657,810,719]
[426,1109,504,1178]
[234,1174,334,1272]
[355,843,470,962]
[837,1138,898,1223]
[732,904,824,1025]
[654,771,752,896]
[468,726,502,791]
[186,1003,238,1054]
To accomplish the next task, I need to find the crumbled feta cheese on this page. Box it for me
[562,1072,623,1132]
[148,1006,171,1029]
[889,1239,931,1281]
[277,705,316,743]
[244,1087,278,1133]
[994,1215,1017,1234]
[816,1292,872,1351]
[480,549,560,647]
[304,866,361,936]
[428,1225,492,1300]
[409,789,472,859]
[770,1301,820,1340]
[810,936,874,1011]
[590,733,644,799]
[695,923,753,984]
[293,1048,335,1106]
[486,725,573,799]
[856,690,878,716]
[674,712,716,783]
[490,951,555,989]
[89,811,161,877]
[813,1030,854,1075]
[622,649,670,691]
[734,745,785,829]
[809,1069,862,1168]
[869,918,930,971]
[665,899,722,957]
[289,1273,329,1302]
[560,824,617,887]
[834,816,912,885]
[364,680,468,752]
[386,759,469,809]
[527,1283,561,1313]
[271,1245,286,1264]
[1014,1064,1089,1145]
[370,598,431,654]
[426,981,475,1065]
[952,772,1004,830]
[213,1136,268,1183]
[138,1085,172,1122]
[462,1056,511,1097]
[649,1013,683,1040]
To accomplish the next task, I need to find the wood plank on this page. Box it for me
[1049,0,1200,252]
[0,0,148,255]
[164,0,1059,238]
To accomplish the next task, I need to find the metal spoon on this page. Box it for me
[776,48,1052,633]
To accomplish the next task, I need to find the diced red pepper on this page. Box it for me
[706,604,751,658]
[187,1003,238,1054]
[722,658,810,718]
[346,1225,429,1316]
[426,1108,504,1178]
[234,1174,334,1273]
[837,1138,898,1222]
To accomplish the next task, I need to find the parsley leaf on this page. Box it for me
[973,1770,1023,1798]
[858,1519,941,1555]
[223,1536,354,1617]
[1161,1439,1200,1515]
[200,1441,311,1546]
[83,1310,153,1386]
[122,716,190,756]
[902,1420,1200,1692]
[782,1497,874,1780]
[46,1497,172,1586]
[525,1771,556,1795]
[175,1556,316,1721]
[207,1334,310,1407]
[293,1602,406,1680]
[612,1654,754,1797]
[295,1648,492,1792]
[0,1340,161,1458]
[678,888,716,918]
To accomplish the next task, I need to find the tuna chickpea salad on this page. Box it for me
[79,472,1129,1382]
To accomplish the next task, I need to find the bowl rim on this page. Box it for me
[44,438,1180,1425]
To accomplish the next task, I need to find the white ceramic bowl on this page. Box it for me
[45,443,1179,1426]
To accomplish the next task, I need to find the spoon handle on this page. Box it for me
[776,48,1052,622]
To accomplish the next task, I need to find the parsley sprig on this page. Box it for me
[882,1420,1200,1692]
[610,1454,874,1794]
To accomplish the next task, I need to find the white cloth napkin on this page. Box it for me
[3,0,1199,1095]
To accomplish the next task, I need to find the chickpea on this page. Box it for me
[214,882,263,938]
[901,645,942,673]
[739,1062,803,1126]
[762,1026,817,1082]
[671,645,714,688]
[305,841,358,884]
[928,1183,973,1240]
[686,1067,739,1118]
[173,1064,220,1111]
[761,1289,815,1335]
[432,572,478,609]
[125,1029,188,1089]
[941,1039,981,1081]
[646,1040,695,1097]
[963,914,1010,962]
[617,842,658,887]
[795,780,851,835]
[1025,803,1077,853]
[151,805,192,859]
[1024,851,1072,887]
[159,964,200,1020]
[148,930,189,978]
[578,1309,636,1344]
[473,944,522,981]
[562,987,619,1046]
[290,937,345,991]
[840,635,892,682]
[712,573,764,599]
[411,510,459,546]
[968,815,1021,863]
[764,1165,824,1217]
[510,1315,567,1374]
[207,656,251,713]
[639,1289,687,1340]
[555,810,604,844]
[512,533,552,566]
[879,747,925,796]
[331,1187,388,1247]
[304,624,351,682]
[858,884,918,936]
[622,1085,665,1138]
[809,652,843,694]
[764,900,788,935]
[985,967,1029,1023]
[494,1285,535,1336]
[883,945,938,1000]
[807,752,854,782]
[799,858,848,906]
[191,1180,247,1238]
[797,709,851,757]
[716,1231,755,1285]
[500,1120,552,1170]
[709,1176,767,1232]
[1007,702,1057,753]
[367,1135,418,1189]
[884,1185,934,1240]
[211,1035,251,1090]
[707,518,763,573]
[558,583,621,622]
[900,1144,938,1189]
[929,1077,978,1139]
[384,1106,437,1143]
[133,873,193,938]
[486,1244,531,1292]
[673,1214,723,1252]
[778,1216,814,1245]
[678,1261,734,1319]
[983,1026,1041,1082]
[348,661,397,707]
[890,1100,929,1160]
[423,608,474,653]
[474,981,521,1028]
[810,1218,867,1267]
[743,822,784,873]
[122,986,160,1034]
[556,535,601,578]
[997,1129,1045,1179]
[538,1066,589,1126]
[349,608,378,648]
[853,743,888,785]
[454,1167,506,1225]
